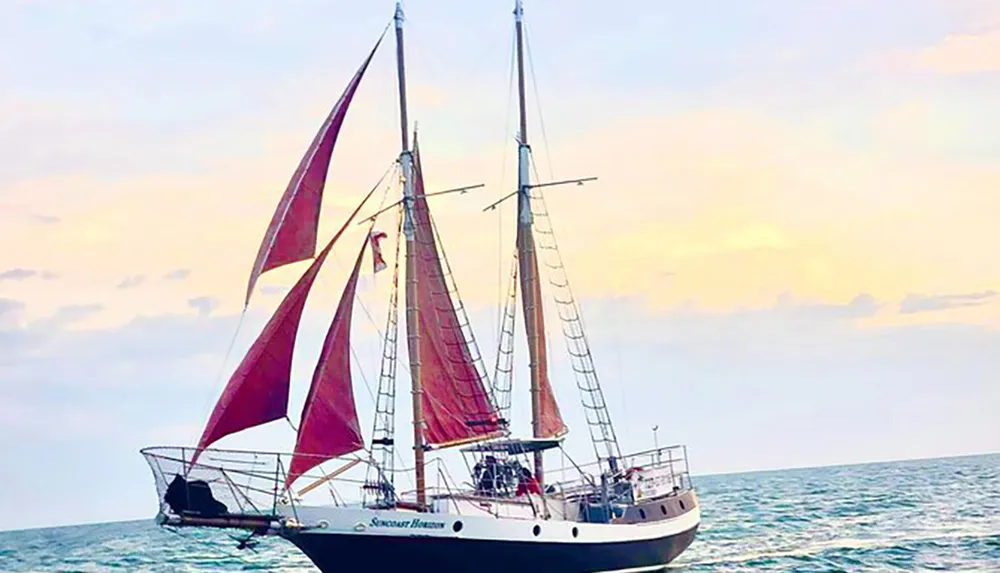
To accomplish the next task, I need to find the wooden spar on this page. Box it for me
[515,0,529,145]
[161,513,280,531]
[513,0,546,486]
[394,2,426,507]
[296,458,363,497]
[360,184,486,225]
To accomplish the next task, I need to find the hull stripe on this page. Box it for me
[287,525,698,573]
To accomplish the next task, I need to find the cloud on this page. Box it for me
[0,302,103,354]
[31,213,61,224]
[899,290,998,314]
[116,275,145,289]
[0,204,61,226]
[50,304,104,325]
[778,292,883,321]
[0,289,998,531]
[0,268,38,282]
[910,29,1000,74]
[0,299,25,327]
[0,268,58,281]
[163,268,191,281]
[0,307,245,391]
[0,303,300,529]
[187,296,220,317]
[3,96,999,321]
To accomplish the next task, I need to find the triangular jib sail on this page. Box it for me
[194,185,379,460]
[285,232,372,487]
[246,36,383,307]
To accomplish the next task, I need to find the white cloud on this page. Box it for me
[0,268,39,282]
[116,275,146,290]
[163,269,191,281]
[913,30,1000,75]
[900,291,998,314]
[187,296,220,317]
[1,293,997,529]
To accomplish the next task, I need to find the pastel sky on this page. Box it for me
[2,0,999,530]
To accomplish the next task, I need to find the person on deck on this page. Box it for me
[516,465,542,496]
[476,456,500,494]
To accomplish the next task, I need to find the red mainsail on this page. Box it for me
[195,186,378,458]
[409,141,502,447]
[245,38,382,306]
[517,223,567,438]
[285,235,368,487]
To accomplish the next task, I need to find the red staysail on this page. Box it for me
[285,235,368,487]
[245,38,382,307]
[195,186,378,458]
[518,223,567,438]
[409,141,501,447]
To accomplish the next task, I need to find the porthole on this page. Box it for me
[679,500,686,510]
[639,508,646,520]
[453,521,463,533]
[571,527,579,538]
[533,524,541,537]
[660,505,667,515]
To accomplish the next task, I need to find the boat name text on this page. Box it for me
[370,517,446,530]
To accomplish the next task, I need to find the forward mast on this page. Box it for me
[393,1,426,508]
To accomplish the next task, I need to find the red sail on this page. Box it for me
[245,38,382,307]
[518,224,567,438]
[410,141,502,447]
[285,235,368,487]
[195,186,378,458]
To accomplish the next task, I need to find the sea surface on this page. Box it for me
[1,454,997,572]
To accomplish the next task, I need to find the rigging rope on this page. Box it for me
[497,22,518,351]
[197,310,248,439]
[523,22,556,181]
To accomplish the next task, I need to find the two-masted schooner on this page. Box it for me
[141,2,700,571]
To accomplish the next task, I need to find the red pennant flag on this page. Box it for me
[370,230,388,274]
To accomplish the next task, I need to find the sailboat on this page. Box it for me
[141,2,700,571]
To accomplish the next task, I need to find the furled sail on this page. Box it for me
[195,186,378,459]
[409,141,502,447]
[245,37,383,307]
[285,233,369,487]
[517,222,567,438]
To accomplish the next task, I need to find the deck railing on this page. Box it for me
[543,444,693,503]
[142,447,477,522]
[141,446,388,524]
[141,443,693,526]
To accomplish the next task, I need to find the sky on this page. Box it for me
[1,0,999,531]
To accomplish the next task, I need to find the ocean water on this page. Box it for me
[1,454,997,572]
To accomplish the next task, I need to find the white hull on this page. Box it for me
[280,498,700,573]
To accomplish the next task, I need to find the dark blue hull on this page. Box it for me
[285,525,698,573]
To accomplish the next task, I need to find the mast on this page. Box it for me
[514,0,547,485]
[395,1,425,506]
[507,0,619,474]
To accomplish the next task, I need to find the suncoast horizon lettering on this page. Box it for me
[370,517,446,529]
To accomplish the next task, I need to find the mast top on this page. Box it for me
[514,0,528,146]
[395,1,404,25]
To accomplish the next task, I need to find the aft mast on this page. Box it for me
[394,2,426,506]
[513,0,566,486]
[503,0,631,479]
